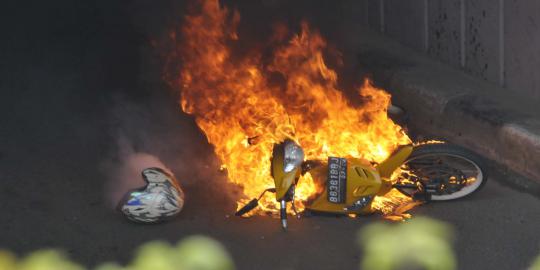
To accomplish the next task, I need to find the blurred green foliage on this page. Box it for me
[0,236,234,270]
[2,224,539,270]
[0,250,17,270]
[530,254,540,270]
[358,217,456,270]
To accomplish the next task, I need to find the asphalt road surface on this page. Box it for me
[1,1,539,270]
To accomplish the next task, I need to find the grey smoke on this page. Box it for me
[101,94,239,209]
[104,135,173,208]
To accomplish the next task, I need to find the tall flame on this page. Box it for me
[168,0,412,216]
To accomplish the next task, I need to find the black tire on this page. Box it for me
[396,143,488,201]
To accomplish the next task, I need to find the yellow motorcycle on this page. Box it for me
[236,140,487,230]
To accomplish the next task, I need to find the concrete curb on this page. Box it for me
[339,21,540,184]
[388,67,540,182]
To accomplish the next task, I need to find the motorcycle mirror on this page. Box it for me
[235,199,259,216]
[234,188,277,217]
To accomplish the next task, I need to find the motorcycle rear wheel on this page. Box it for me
[395,143,488,201]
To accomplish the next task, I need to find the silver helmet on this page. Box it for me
[118,167,185,223]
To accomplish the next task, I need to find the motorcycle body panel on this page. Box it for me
[306,158,382,215]
[304,145,414,215]
[376,145,413,179]
[375,145,414,194]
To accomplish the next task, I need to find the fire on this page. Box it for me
[168,0,413,217]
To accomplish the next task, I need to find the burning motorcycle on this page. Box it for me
[236,140,487,230]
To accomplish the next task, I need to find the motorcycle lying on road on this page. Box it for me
[236,140,487,230]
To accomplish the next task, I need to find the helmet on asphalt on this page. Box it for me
[118,167,185,223]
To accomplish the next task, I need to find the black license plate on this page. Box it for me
[327,157,347,204]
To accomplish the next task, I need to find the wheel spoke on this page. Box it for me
[396,152,482,197]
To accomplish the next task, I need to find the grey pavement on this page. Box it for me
[0,1,539,270]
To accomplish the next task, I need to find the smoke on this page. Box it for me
[101,94,239,210]
[104,135,172,208]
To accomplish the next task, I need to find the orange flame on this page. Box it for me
[169,0,412,217]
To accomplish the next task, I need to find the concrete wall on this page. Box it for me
[352,0,540,102]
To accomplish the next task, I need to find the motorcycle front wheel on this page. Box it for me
[395,143,488,201]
